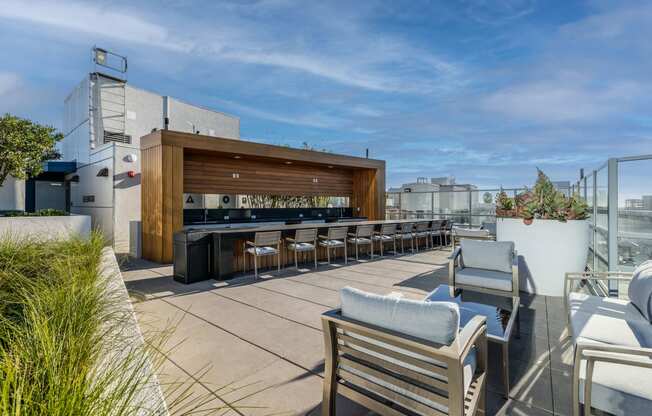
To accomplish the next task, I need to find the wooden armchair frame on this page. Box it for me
[321,309,488,416]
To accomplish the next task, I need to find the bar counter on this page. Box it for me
[174,219,440,283]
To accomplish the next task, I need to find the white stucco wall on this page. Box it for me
[0,176,25,211]
[113,144,141,253]
[0,215,90,241]
[69,145,115,242]
[168,98,240,139]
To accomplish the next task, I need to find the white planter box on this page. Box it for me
[0,215,91,241]
[496,217,589,296]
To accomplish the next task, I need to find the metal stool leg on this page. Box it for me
[253,255,258,280]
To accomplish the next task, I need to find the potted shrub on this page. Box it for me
[496,170,589,296]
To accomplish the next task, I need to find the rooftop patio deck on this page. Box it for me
[123,248,574,416]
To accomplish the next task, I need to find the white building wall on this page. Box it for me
[168,98,240,139]
[61,77,91,163]
[112,144,140,253]
[0,176,25,211]
[63,73,240,256]
[123,85,164,148]
[69,145,115,242]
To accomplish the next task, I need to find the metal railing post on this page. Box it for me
[592,171,598,271]
[607,158,619,293]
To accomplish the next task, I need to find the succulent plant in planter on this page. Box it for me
[495,190,515,217]
[495,169,589,224]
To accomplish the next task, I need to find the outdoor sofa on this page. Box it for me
[565,261,652,416]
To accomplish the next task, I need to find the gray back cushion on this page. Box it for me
[461,239,514,273]
[628,260,652,322]
[453,227,490,238]
[340,287,460,346]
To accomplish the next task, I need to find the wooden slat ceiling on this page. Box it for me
[184,150,354,196]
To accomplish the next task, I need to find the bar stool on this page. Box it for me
[413,222,430,251]
[372,223,397,256]
[429,219,444,248]
[286,228,318,270]
[395,222,415,254]
[441,220,453,247]
[244,231,282,279]
[318,227,348,265]
[347,224,375,261]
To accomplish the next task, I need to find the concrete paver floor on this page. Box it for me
[121,248,573,416]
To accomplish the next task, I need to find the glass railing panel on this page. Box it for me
[617,158,652,270]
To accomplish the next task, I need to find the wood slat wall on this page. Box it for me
[140,130,386,264]
[351,168,384,220]
[141,144,162,261]
[141,140,184,263]
[184,152,354,197]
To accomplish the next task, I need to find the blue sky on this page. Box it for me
[1,0,651,189]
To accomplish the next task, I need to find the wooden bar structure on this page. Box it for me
[141,130,386,263]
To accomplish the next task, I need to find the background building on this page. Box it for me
[59,48,240,255]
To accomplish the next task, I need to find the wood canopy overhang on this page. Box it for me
[140,130,386,263]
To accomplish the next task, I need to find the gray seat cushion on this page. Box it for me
[453,227,490,238]
[246,246,278,255]
[318,239,344,247]
[628,260,652,322]
[568,292,652,347]
[460,239,514,273]
[347,237,371,244]
[288,242,315,251]
[455,267,513,292]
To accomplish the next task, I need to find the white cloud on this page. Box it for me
[0,0,464,94]
[0,0,186,50]
[213,98,346,129]
[482,78,644,123]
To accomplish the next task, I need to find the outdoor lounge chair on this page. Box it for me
[449,239,519,298]
[321,287,487,416]
[564,261,652,416]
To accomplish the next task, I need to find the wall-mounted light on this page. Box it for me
[232,173,240,178]
[284,161,292,165]
[327,165,333,169]
[233,155,242,159]
[312,178,319,183]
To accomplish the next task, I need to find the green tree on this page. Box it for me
[0,113,62,186]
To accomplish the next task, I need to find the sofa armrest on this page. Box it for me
[456,315,487,363]
[511,249,519,297]
[573,343,652,416]
[449,247,462,287]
